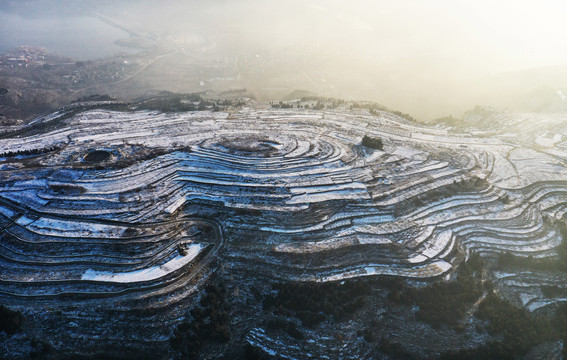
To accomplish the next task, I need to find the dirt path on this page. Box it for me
[463,267,488,324]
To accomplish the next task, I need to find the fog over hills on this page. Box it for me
[4,0,567,120]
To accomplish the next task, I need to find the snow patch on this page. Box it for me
[81,244,202,283]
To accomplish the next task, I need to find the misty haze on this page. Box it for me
[4,0,567,120]
[1,1,567,359]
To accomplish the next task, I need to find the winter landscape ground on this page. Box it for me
[1,95,567,359]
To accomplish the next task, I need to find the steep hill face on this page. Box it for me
[0,103,566,358]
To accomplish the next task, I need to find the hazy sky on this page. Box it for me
[127,0,567,74]
[381,0,567,72]
[6,0,567,72]
[3,0,567,118]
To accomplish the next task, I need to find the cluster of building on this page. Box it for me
[0,46,48,68]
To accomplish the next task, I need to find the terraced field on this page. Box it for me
[1,103,567,357]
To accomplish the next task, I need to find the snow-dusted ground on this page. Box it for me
[0,105,566,311]
[81,244,202,283]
